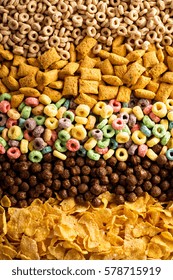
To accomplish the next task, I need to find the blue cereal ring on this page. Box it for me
[166,148,173,160]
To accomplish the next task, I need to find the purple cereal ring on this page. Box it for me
[7,147,21,159]
[6,118,17,128]
[8,140,20,147]
[128,144,138,155]
[0,113,7,126]
[24,118,37,131]
[33,137,46,150]
[58,118,72,129]
[112,118,124,130]
[0,144,5,154]
[91,129,103,140]
[32,125,44,137]
[66,138,80,152]
[138,144,148,157]
[128,113,136,127]
[23,130,34,141]
[25,97,39,107]
[119,112,129,124]
[109,99,121,112]
[95,146,108,155]
[0,100,11,113]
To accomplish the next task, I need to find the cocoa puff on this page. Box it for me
[105,166,113,175]
[167,189,173,200]
[150,186,162,197]
[119,175,127,186]
[53,164,64,175]
[90,184,102,196]
[81,165,91,175]
[141,159,151,169]
[117,162,127,171]
[61,169,70,178]
[42,163,52,170]
[100,176,109,185]
[143,181,152,191]
[20,182,29,192]
[65,157,76,168]
[165,161,173,170]
[152,144,162,154]
[8,170,16,178]
[68,186,78,197]
[43,153,53,162]
[43,179,52,188]
[125,167,134,176]
[101,185,108,193]
[59,189,68,199]
[96,167,106,177]
[71,176,81,186]
[62,179,71,189]
[0,171,7,180]
[126,185,136,192]
[92,197,102,207]
[96,159,106,167]
[4,176,14,187]
[2,162,10,171]
[160,180,170,191]
[19,171,30,179]
[76,157,85,167]
[29,175,37,187]
[115,185,125,195]
[158,194,167,202]
[150,164,160,175]
[135,186,144,197]
[107,156,117,167]
[9,185,19,195]
[81,175,90,184]
[126,174,137,186]
[16,191,27,200]
[156,154,167,167]
[151,175,161,185]
[70,166,80,176]
[85,158,96,167]
[160,169,168,178]
[17,200,28,208]
[43,188,53,198]
[78,183,88,194]
[52,179,61,191]
[114,194,125,205]
[76,194,85,204]
[30,162,42,173]
[110,173,119,185]
[130,155,141,166]
[90,168,97,178]
[9,196,17,207]
[84,191,94,201]
[126,192,137,202]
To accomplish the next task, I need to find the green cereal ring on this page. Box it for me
[0,93,11,101]
[58,130,70,142]
[77,146,87,157]
[63,110,75,122]
[152,124,166,138]
[142,115,155,128]
[55,98,66,109]
[63,100,70,109]
[29,150,43,163]
[161,131,171,145]
[97,119,108,129]
[122,124,131,135]
[102,124,115,138]
[0,137,7,147]
[87,150,100,161]
[97,138,110,148]
[34,115,46,125]
[55,139,67,152]
[21,106,32,119]
[18,102,25,112]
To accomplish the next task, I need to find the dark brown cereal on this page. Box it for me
[68,186,78,197]
[150,186,162,197]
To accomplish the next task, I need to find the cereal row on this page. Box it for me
[1,0,173,58]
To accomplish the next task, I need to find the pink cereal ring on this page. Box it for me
[112,118,124,130]
[109,99,121,112]
[0,100,11,113]
[143,104,152,115]
[149,112,160,123]
[25,97,39,107]
[66,138,80,152]
[7,147,21,159]
[23,130,34,141]
[95,146,108,155]
[131,124,140,133]
[6,118,17,128]
[138,144,148,157]
[0,144,5,154]
[46,131,58,146]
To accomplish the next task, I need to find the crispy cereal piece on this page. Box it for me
[98,50,110,59]
[99,59,114,75]
[43,87,62,102]
[19,87,41,97]
[148,44,157,52]
[102,75,123,86]
[9,66,18,79]
[38,47,61,69]
[112,36,125,49]
[134,89,155,99]
[165,46,173,57]
[112,45,127,57]
[131,76,151,90]
[19,75,38,88]
[74,93,97,108]
[0,64,9,78]
[11,94,24,108]
[123,62,146,85]
[69,43,77,62]
[36,69,58,86]
[58,62,79,79]
[0,80,8,94]
[79,79,99,94]
[18,63,38,77]
[160,72,173,84]
[49,81,64,90]
[155,83,173,102]
[80,56,97,69]
[114,65,127,79]
[80,67,101,81]
[146,80,160,93]
[13,55,27,66]
[149,62,168,79]
[98,85,118,100]
[157,48,165,62]
[167,56,173,72]
[126,50,145,62]
[143,51,159,68]
[109,53,129,65]
[27,57,40,67]
[2,76,19,91]
[76,36,97,56]
[62,76,78,96]
[0,45,13,60]
[116,86,131,102]
[50,60,68,70]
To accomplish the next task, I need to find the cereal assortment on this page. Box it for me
[1,0,173,261]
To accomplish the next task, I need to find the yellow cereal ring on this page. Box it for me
[43,128,52,142]
[159,146,167,155]
[75,104,90,117]
[44,117,59,130]
[131,130,147,145]
[167,111,173,121]
[85,115,96,130]
[160,119,169,130]
[92,101,106,115]
[115,148,128,161]
[132,106,144,121]
[56,106,67,119]
[44,104,58,117]
[108,114,117,125]
[8,126,22,140]
[75,116,88,125]
[103,149,115,160]
[152,101,167,118]
[116,131,130,143]
[71,124,87,140]
[166,99,173,111]
[147,137,160,147]
[7,108,20,120]
[84,137,97,150]
[2,128,9,141]
[100,105,113,118]
[39,94,51,105]
[146,149,158,161]
[28,140,34,151]
[20,139,28,154]
[53,150,67,160]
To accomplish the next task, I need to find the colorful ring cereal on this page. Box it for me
[66,138,80,152]
[152,124,166,138]
[95,146,108,155]
[29,150,43,162]
[0,100,11,113]
[152,102,167,118]
[7,147,21,159]
[115,148,128,161]
[109,99,121,112]
[166,148,173,160]
[87,149,100,161]
[138,144,148,157]
[112,118,125,130]
[0,144,5,154]
[131,130,147,145]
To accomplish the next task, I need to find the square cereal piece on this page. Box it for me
[112,44,127,57]
[11,94,24,108]
[19,87,40,97]
[114,65,127,79]
[102,75,123,86]
[149,62,168,79]
[62,76,78,96]
[165,46,173,56]
[69,43,76,62]
[157,48,165,62]
[0,64,9,78]
[112,36,125,49]
[160,72,173,84]
[143,51,159,68]
[155,83,173,102]
[49,81,63,90]
[126,50,145,62]
[13,55,27,66]
[2,76,19,91]
[0,80,8,93]
[146,80,160,93]
[123,62,146,85]
[167,56,173,72]
[131,76,151,90]
[76,36,97,56]
[42,69,58,86]
[27,57,40,67]
[79,79,99,94]
[9,66,18,79]
[43,86,61,102]
[80,55,97,69]
[58,62,79,79]
[38,47,61,70]
[74,93,97,108]
[50,60,68,70]
[80,67,101,81]
[98,85,118,100]
[99,59,114,75]
[109,53,129,65]
[18,63,39,77]
[116,86,131,102]
[19,75,38,88]
[134,89,155,99]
